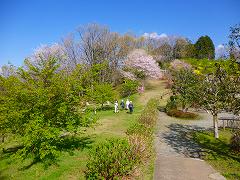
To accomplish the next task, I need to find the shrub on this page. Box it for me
[230,130,240,152]
[126,123,153,137]
[133,69,146,79]
[85,138,140,179]
[166,109,198,119]
[128,134,152,163]
[165,96,178,112]
[124,98,159,177]
[139,99,159,127]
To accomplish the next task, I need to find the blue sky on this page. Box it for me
[0,0,239,66]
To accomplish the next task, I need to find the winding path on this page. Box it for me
[153,110,226,180]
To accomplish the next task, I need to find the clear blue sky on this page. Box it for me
[0,0,239,66]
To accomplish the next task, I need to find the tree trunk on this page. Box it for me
[213,114,219,138]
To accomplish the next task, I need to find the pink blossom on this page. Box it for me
[125,49,163,79]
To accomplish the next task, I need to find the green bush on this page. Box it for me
[120,79,139,97]
[138,99,159,127]
[133,69,146,79]
[85,138,140,179]
[165,95,178,112]
[125,98,159,177]
[126,123,153,137]
[230,130,240,153]
[166,109,197,119]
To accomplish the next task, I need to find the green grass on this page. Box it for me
[0,80,166,180]
[192,129,240,180]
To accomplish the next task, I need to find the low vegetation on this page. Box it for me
[85,138,140,179]
[166,109,198,119]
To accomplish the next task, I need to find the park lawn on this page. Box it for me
[192,129,240,180]
[0,80,166,180]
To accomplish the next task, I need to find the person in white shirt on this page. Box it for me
[126,99,130,110]
[114,100,119,113]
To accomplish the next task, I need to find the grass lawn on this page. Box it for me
[192,129,240,180]
[0,80,166,180]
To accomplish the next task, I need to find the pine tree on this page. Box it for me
[195,36,215,59]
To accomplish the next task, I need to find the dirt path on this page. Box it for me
[154,109,226,180]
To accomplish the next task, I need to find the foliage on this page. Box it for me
[230,130,240,152]
[120,79,139,97]
[192,130,240,179]
[138,98,159,127]
[0,57,96,162]
[171,68,199,111]
[133,69,147,79]
[126,123,153,137]
[165,96,178,112]
[87,83,115,107]
[194,35,215,59]
[85,138,140,179]
[166,109,198,119]
[126,98,159,175]
[170,59,240,138]
[184,43,197,58]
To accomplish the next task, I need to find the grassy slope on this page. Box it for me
[0,80,166,180]
[192,129,240,180]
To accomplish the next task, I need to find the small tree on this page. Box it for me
[120,79,139,97]
[170,60,239,138]
[0,56,95,162]
[171,69,199,112]
[125,49,163,79]
[195,63,235,138]
[87,83,115,108]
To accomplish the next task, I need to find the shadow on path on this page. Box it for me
[162,123,209,158]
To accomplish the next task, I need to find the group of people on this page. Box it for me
[114,99,134,114]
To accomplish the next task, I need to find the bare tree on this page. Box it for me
[62,34,81,68]
[229,24,240,60]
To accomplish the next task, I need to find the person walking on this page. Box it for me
[120,100,125,110]
[114,100,119,113]
[126,99,130,110]
[129,101,133,114]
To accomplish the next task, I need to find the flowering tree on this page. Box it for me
[124,49,163,79]
[170,59,191,70]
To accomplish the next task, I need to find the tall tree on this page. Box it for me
[229,24,240,60]
[173,38,190,59]
[195,36,215,59]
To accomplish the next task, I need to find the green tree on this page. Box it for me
[184,44,197,58]
[120,79,139,97]
[0,56,95,162]
[87,83,115,108]
[195,36,215,59]
[193,62,238,138]
[171,69,199,112]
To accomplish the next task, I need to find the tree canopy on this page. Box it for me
[194,35,215,59]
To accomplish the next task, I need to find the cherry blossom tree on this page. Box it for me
[124,49,163,79]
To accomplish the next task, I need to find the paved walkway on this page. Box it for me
[153,110,226,180]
